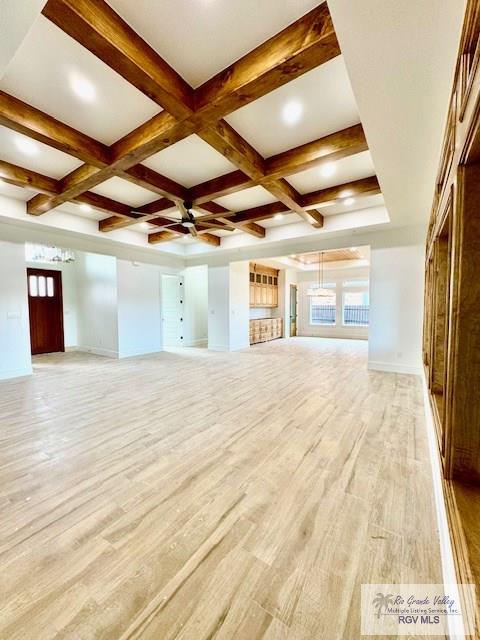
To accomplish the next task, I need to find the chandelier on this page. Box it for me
[306,251,331,297]
[25,243,75,264]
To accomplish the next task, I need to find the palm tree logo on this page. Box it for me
[373,593,394,618]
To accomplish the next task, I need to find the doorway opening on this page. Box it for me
[247,246,370,348]
[27,268,65,355]
[290,284,298,336]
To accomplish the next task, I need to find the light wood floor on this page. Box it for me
[0,338,444,639]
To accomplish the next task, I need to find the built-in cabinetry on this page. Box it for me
[249,318,283,345]
[249,263,279,308]
[424,1,480,629]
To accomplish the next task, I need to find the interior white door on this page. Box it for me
[161,275,184,347]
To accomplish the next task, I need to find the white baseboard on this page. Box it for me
[368,360,422,375]
[77,346,119,359]
[184,338,208,348]
[229,342,250,352]
[0,366,33,381]
[207,344,228,352]
[421,372,466,640]
[118,346,162,359]
[207,342,249,352]
[65,346,78,352]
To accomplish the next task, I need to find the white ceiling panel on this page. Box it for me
[287,150,376,194]
[261,213,298,228]
[315,192,384,217]
[90,177,159,207]
[109,0,321,88]
[59,202,106,221]
[225,58,360,157]
[0,180,36,201]
[0,126,82,178]
[1,16,160,145]
[143,135,237,187]
[214,185,277,211]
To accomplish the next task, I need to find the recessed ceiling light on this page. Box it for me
[274,213,283,220]
[79,203,92,213]
[290,254,297,258]
[344,197,355,206]
[320,162,336,178]
[69,72,96,103]
[14,136,39,156]
[140,222,150,230]
[282,100,303,126]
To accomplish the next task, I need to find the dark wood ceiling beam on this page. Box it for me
[42,0,194,117]
[0,90,110,167]
[301,175,381,208]
[148,230,182,244]
[189,169,254,204]
[0,159,59,194]
[194,3,340,120]
[217,217,266,238]
[199,123,322,226]
[264,123,368,180]
[189,124,368,205]
[121,164,186,202]
[0,158,138,218]
[98,198,174,231]
[0,91,189,204]
[38,0,336,234]
[262,177,323,227]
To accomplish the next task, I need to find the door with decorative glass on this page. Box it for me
[27,268,64,355]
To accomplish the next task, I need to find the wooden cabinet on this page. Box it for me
[249,263,279,308]
[249,318,283,345]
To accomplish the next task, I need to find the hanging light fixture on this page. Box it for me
[25,243,75,264]
[307,251,331,297]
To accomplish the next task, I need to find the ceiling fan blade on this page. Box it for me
[188,225,198,238]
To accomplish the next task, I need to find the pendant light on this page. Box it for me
[306,251,331,297]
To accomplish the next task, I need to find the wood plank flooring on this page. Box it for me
[0,338,444,639]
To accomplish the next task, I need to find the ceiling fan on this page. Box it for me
[132,200,232,237]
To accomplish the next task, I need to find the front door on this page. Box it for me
[27,268,65,355]
[290,284,297,337]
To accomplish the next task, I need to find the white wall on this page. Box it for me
[229,261,250,351]
[297,266,369,340]
[26,260,78,348]
[117,260,162,358]
[0,241,32,379]
[368,244,424,374]
[183,265,208,347]
[208,266,230,351]
[76,252,119,358]
[208,262,249,351]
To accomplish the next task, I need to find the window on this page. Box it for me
[29,275,38,297]
[343,291,369,326]
[28,274,55,298]
[343,280,369,288]
[310,292,336,325]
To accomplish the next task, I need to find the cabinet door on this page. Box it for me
[250,283,255,306]
[261,286,267,305]
[255,285,262,306]
[273,286,278,307]
[266,287,273,306]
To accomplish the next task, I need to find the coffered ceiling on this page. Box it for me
[0,0,387,254]
[1,0,461,258]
